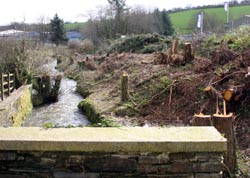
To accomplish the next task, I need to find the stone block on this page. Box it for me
[158,163,194,174]
[84,157,137,172]
[193,163,223,173]
[137,164,158,174]
[195,173,222,178]
[0,152,16,161]
[169,153,195,162]
[54,172,100,178]
[0,175,26,178]
[66,155,85,165]
[195,153,223,162]
[138,153,169,164]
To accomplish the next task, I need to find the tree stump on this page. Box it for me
[193,113,212,126]
[213,114,236,175]
[193,113,236,175]
[121,72,129,102]
[172,39,179,54]
[50,75,62,102]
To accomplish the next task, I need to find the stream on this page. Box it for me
[22,61,90,127]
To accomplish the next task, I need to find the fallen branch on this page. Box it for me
[212,71,246,85]
[168,86,173,111]
[146,80,177,106]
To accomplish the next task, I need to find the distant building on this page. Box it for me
[0,29,39,40]
[66,31,82,41]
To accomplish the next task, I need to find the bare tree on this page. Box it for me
[37,16,50,43]
[107,0,129,35]
[127,6,153,34]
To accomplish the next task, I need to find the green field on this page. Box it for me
[169,5,250,34]
[64,22,85,31]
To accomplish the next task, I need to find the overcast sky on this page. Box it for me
[0,0,229,25]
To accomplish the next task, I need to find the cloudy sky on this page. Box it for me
[0,0,229,25]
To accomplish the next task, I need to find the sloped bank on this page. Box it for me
[78,95,120,127]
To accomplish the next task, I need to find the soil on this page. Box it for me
[57,46,250,177]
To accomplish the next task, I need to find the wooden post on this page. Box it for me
[184,42,193,62]
[7,72,10,96]
[13,73,15,91]
[1,73,4,101]
[121,71,129,102]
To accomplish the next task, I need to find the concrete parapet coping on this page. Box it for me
[0,127,226,152]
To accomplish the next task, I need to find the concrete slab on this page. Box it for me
[0,127,226,152]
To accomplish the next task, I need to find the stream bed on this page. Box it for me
[22,61,90,127]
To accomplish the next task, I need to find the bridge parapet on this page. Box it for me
[0,85,32,126]
[0,127,226,178]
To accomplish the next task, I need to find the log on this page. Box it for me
[121,72,129,102]
[204,86,223,100]
[223,89,234,102]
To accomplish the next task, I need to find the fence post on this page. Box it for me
[1,73,3,101]
[121,71,129,102]
[8,72,10,96]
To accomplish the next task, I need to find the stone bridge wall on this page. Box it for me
[0,85,32,127]
[0,127,226,178]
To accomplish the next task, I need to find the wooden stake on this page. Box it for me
[223,99,227,116]
[168,86,172,111]
[184,42,193,62]
[215,96,220,115]
[121,71,129,102]
[7,72,10,96]
[1,73,3,101]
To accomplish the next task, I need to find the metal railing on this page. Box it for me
[0,72,15,101]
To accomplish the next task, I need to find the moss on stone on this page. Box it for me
[114,103,141,117]
[76,85,92,98]
[12,85,33,127]
[32,95,44,107]
[78,99,100,124]
[78,98,120,127]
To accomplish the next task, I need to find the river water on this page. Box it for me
[22,61,90,127]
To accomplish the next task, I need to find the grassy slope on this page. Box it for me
[64,22,85,31]
[169,5,250,34]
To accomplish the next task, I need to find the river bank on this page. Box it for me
[22,55,89,127]
[56,45,250,176]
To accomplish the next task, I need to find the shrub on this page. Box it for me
[68,40,81,51]
[68,39,95,54]
[108,34,170,54]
